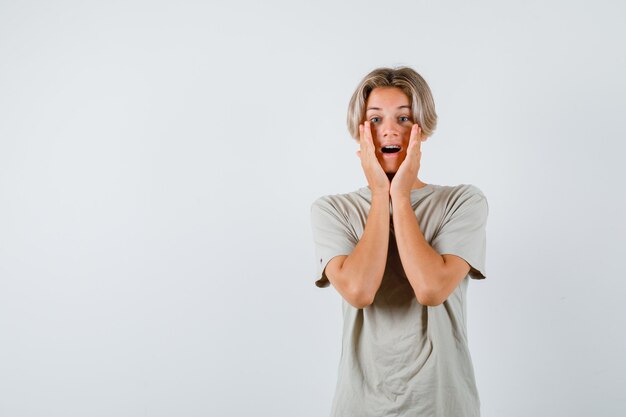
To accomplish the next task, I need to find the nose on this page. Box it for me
[381,118,401,138]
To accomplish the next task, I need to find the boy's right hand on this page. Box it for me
[357,121,390,197]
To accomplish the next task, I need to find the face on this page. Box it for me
[364,87,422,174]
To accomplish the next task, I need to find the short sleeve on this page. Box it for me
[310,196,358,288]
[430,186,489,280]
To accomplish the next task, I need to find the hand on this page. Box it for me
[357,121,390,197]
[390,124,422,200]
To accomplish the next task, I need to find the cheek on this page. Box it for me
[401,128,413,143]
[370,127,382,143]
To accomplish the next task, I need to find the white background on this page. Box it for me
[1,0,625,416]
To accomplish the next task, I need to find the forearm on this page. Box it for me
[339,193,390,305]
[391,195,446,305]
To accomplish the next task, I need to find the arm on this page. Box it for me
[325,121,392,308]
[389,124,470,306]
[324,193,390,308]
[391,197,470,306]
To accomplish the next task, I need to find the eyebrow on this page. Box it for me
[366,105,412,111]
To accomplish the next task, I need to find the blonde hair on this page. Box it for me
[347,66,437,140]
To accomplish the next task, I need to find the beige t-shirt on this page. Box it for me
[310,183,488,417]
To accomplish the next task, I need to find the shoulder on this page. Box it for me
[432,183,486,199]
[432,183,487,204]
[310,188,368,213]
[430,184,488,216]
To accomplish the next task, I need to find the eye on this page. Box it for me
[399,116,411,122]
[370,117,381,123]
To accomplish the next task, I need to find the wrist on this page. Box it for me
[391,193,412,207]
[371,192,390,202]
[389,184,411,202]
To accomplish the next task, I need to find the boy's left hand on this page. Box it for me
[390,124,423,199]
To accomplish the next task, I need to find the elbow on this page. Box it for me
[332,268,380,309]
[345,286,376,309]
[334,270,379,309]
[346,299,370,309]
[411,273,447,306]
[415,289,445,307]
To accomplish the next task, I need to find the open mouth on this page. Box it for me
[381,145,401,154]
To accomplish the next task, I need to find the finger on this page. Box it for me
[364,121,375,148]
[403,124,417,158]
[359,124,366,154]
[415,125,423,164]
[410,123,419,144]
[414,125,423,154]
[406,124,414,142]
[364,121,377,159]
